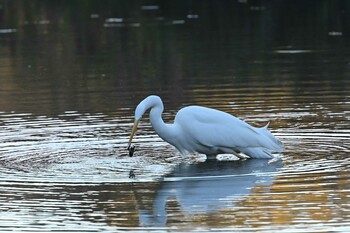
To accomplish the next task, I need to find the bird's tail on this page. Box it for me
[258,122,284,152]
[240,123,284,159]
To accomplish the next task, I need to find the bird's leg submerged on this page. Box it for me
[206,154,217,160]
[233,152,249,160]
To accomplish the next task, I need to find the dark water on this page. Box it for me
[0,0,349,232]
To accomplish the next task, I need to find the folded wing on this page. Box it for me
[175,106,283,158]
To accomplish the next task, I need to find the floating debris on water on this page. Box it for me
[172,20,185,25]
[129,23,141,27]
[141,5,159,10]
[187,14,199,19]
[90,14,99,19]
[105,18,123,23]
[250,6,266,11]
[275,49,312,54]
[328,31,343,36]
[24,20,50,25]
[104,18,125,28]
[0,28,17,34]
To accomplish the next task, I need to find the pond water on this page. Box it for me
[0,1,349,232]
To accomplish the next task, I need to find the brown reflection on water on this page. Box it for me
[155,171,350,230]
[0,0,349,232]
[90,183,161,228]
[58,164,347,230]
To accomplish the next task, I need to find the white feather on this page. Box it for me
[130,95,284,159]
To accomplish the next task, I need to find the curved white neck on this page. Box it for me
[148,100,176,143]
[135,95,178,145]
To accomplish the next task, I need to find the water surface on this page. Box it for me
[0,1,349,232]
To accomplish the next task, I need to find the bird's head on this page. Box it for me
[128,95,162,145]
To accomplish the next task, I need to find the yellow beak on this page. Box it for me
[128,119,139,145]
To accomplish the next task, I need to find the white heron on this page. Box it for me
[128,95,283,159]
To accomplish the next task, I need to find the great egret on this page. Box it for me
[128,95,283,159]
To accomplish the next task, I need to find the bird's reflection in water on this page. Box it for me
[139,159,283,226]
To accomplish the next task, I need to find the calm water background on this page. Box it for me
[0,0,349,232]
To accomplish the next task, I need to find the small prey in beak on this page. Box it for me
[127,144,135,157]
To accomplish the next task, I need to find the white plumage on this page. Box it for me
[128,95,283,159]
